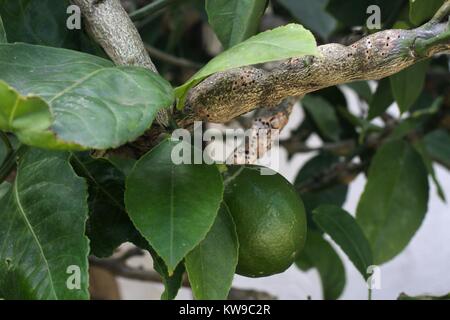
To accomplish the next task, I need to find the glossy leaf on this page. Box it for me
[302,95,341,141]
[71,154,141,258]
[385,117,445,202]
[356,139,429,264]
[409,0,445,25]
[206,0,267,49]
[296,231,346,300]
[278,0,337,40]
[125,139,224,272]
[0,0,76,48]
[0,148,89,299]
[368,78,393,119]
[346,81,372,103]
[107,155,136,177]
[294,153,348,231]
[390,60,429,113]
[0,81,68,149]
[186,204,239,300]
[313,205,373,280]
[413,140,446,202]
[151,250,185,300]
[175,24,319,108]
[0,43,174,150]
[423,129,450,168]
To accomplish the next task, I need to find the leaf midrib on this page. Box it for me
[13,171,57,299]
[48,68,104,103]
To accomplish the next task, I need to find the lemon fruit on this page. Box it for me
[224,166,307,277]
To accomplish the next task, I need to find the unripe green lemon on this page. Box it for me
[224,166,307,277]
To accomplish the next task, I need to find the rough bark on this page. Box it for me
[180,22,450,126]
[228,97,296,165]
[72,0,449,131]
[71,0,171,125]
[71,0,157,72]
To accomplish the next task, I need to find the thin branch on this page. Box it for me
[89,251,276,300]
[431,0,450,23]
[129,0,179,21]
[281,139,356,156]
[296,161,366,194]
[144,44,203,69]
[228,97,296,165]
[117,247,145,261]
[293,94,450,193]
[90,255,164,283]
[72,0,157,72]
[415,28,450,56]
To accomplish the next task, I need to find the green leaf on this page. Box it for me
[302,95,341,141]
[0,0,91,50]
[296,230,346,300]
[313,205,373,280]
[368,78,394,119]
[385,117,445,202]
[125,139,224,272]
[294,153,348,231]
[185,204,239,300]
[175,24,319,108]
[346,81,372,103]
[71,154,142,258]
[398,292,450,300]
[0,43,174,150]
[151,250,185,300]
[413,140,446,202]
[356,139,429,264]
[0,148,89,299]
[107,155,136,177]
[409,0,445,25]
[206,0,267,49]
[277,0,337,40]
[0,81,69,149]
[0,14,6,43]
[423,129,450,169]
[390,60,430,113]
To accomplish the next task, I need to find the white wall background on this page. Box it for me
[117,87,450,300]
